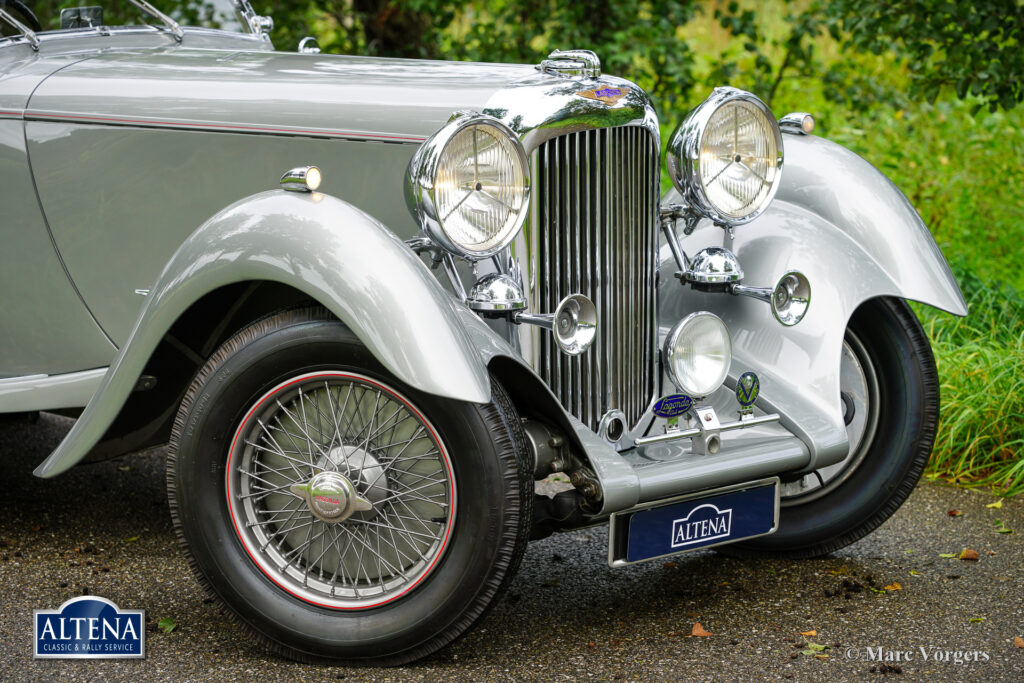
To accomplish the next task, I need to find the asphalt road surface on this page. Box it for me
[1,413,1021,681]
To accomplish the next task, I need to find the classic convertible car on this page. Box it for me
[1,0,966,665]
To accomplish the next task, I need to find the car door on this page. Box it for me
[0,45,115,379]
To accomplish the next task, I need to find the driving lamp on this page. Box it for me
[664,312,732,398]
[407,113,530,259]
[667,87,784,226]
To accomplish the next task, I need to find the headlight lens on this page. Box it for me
[668,87,783,226]
[665,312,732,398]
[408,114,530,259]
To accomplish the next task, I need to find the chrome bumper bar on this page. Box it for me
[634,413,781,446]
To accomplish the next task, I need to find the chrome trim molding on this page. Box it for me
[0,368,107,412]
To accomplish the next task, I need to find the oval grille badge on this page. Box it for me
[653,394,693,418]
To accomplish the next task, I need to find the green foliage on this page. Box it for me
[827,0,1024,112]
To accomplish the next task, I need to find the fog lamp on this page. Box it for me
[665,312,732,398]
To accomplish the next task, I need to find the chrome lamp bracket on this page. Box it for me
[689,405,722,455]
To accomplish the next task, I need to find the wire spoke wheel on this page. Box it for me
[227,371,456,609]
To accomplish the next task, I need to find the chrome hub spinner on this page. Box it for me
[289,471,371,524]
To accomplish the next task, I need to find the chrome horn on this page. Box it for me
[731,271,811,326]
[516,294,598,356]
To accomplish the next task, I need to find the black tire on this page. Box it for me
[723,297,938,558]
[168,307,531,665]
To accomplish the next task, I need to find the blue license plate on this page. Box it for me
[608,479,779,566]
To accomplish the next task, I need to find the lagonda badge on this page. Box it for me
[653,394,693,418]
[576,86,629,105]
[736,372,760,407]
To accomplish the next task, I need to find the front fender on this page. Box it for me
[661,133,966,471]
[34,190,492,478]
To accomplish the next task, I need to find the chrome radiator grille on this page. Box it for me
[535,125,659,432]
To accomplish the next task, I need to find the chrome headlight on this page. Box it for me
[664,312,732,398]
[407,113,530,259]
[667,88,783,226]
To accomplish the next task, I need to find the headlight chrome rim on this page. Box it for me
[667,87,784,227]
[407,112,531,259]
[664,311,733,399]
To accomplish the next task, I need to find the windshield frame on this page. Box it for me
[0,1,273,49]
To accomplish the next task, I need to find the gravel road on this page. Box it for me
[1,413,1021,681]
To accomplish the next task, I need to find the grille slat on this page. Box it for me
[535,126,657,433]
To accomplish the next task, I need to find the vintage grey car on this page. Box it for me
[1,0,966,665]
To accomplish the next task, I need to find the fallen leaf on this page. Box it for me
[799,630,817,637]
[960,548,979,561]
[827,566,850,576]
[947,509,963,517]
[691,622,712,637]
[1014,637,1024,648]
[807,643,828,652]
[157,617,176,633]
[909,570,922,576]
[938,553,957,558]
[662,561,676,568]
[884,582,902,591]
[118,465,132,472]
[814,654,829,660]
[994,520,1013,534]
[969,617,984,623]
[986,500,1003,509]
[587,641,596,649]
[125,536,139,543]
[903,549,914,554]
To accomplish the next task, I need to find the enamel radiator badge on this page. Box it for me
[576,86,629,105]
